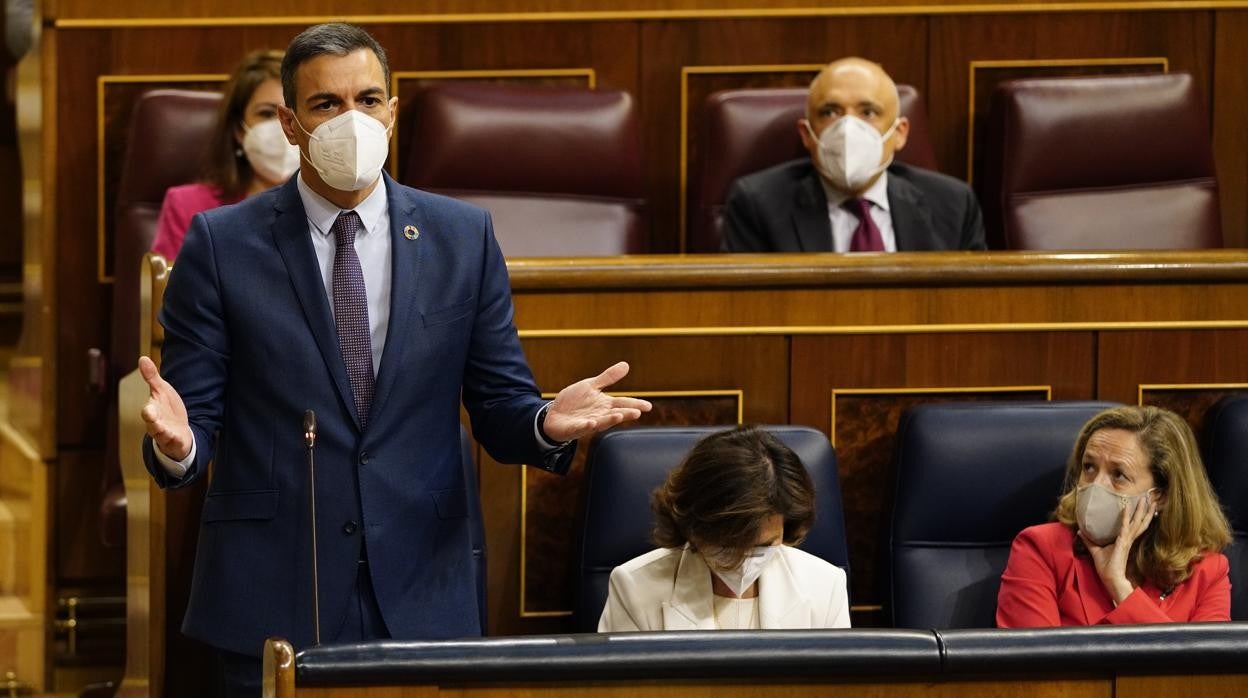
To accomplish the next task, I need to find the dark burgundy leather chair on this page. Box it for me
[981,72,1221,250]
[1204,395,1248,620]
[401,83,647,257]
[690,84,937,253]
[101,89,221,546]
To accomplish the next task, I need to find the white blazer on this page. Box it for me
[597,544,850,632]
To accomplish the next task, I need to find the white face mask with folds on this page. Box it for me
[1075,483,1157,545]
[241,119,300,184]
[806,115,898,192]
[294,109,393,192]
[703,545,779,598]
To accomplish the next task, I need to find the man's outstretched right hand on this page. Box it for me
[138,356,193,461]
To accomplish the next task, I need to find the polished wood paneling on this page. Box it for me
[47,0,1248,21]
[1213,10,1248,247]
[54,449,124,582]
[1141,386,1248,437]
[1096,329,1248,404]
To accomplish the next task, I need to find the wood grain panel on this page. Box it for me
[640,15,927,250]
[791,332,1095,620]
[929,11,1213,182]
[1096,329,1248,404]
[1140,386,1248,438]
[480,334,788,635]
[47,0,1248,21]
[1213,10,1248,247]
[54,449,124,583]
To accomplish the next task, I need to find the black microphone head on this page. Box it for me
[303,410,316,434]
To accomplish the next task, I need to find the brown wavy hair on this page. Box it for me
[651,426,816,569]
[1054,406,1231,590]
[202,49,284,199]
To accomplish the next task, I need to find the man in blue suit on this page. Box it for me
[138,23,651,696]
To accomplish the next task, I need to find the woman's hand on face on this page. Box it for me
[1078,494,1158,605]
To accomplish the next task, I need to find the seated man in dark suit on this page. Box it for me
[723,58,987,253]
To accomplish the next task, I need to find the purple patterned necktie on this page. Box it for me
[844,198,885,252]
[331,210,374,428]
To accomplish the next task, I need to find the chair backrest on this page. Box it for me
[888,401,1120,629]
[981,72,1221,250]
[101,90,222,548]
[1203,395,1248,621]
[690,84,937,252]
[573,425,848,632]
[401,82,647,256]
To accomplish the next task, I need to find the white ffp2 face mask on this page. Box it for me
[806,116,898,192]
[242,119,300,185]
[294,108,392,192]
[705,545,779,598]
[1075,483,1156,546]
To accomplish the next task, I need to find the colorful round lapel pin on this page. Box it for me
[403,224,420,241]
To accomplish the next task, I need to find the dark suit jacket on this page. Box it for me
[722,159,987,252]
[142,173,574,656]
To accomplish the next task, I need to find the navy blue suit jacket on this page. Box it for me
[142,173,574,656]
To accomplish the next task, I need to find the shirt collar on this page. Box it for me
[296,173,390,239]
[819,168,891,212]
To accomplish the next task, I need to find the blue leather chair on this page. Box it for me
[1204,395,1248,620]
[888,401,1120,629]
[459,424,488,633]
[573,425,849,632]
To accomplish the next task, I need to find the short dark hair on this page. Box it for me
[651,426,816,568]
[281,23,390,109]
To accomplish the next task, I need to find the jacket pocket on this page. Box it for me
[431,488,469,520]
[422,297,476,328]
[201,489,279,522]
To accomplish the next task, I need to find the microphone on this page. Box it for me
[304,410,322,645]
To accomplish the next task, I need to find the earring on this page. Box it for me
[235,147,244,158]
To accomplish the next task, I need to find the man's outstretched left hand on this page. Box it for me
[543,361,652,442]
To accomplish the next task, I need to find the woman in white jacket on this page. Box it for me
[598,426,850,631]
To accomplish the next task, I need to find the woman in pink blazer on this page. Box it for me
[152,50,298,260]
[997,406,1232,627]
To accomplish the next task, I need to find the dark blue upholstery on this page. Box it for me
[1204,395,1248,621]
[573,426,849,632]
[888,401,1120,629]
[459,424,487,633]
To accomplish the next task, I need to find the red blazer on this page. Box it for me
[997,522,1230,627]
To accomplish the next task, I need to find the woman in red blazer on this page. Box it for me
[997,406,1232,627]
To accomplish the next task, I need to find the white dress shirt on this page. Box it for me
[820,171,897,252]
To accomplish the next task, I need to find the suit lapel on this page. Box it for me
[1072,552,1113,624]
[662,547,717,630]
[271,177,361,429]
[887,171,937,251]
[791,170,834,252]
[369,174,427,423]
[758,548,810,629]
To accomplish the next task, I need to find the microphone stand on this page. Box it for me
[304,410,321,646]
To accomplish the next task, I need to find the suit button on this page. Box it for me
[359,452,370,465]
[343,521,358,535]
